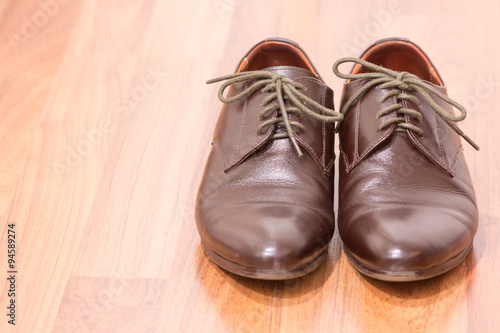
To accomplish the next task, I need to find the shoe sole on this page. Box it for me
[202,242,327,280]
[343,243,473,282]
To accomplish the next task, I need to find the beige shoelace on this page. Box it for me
[332,57,479,150]
[207,70,343,157]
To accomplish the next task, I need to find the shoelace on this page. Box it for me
[332,57,479,150]
[207,70,343,157]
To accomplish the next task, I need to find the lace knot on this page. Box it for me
[271,74,286,83]
[394,71,412,90]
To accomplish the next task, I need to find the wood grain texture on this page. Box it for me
[0,0,499,332]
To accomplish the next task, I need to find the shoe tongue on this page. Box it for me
[260,65,319,81]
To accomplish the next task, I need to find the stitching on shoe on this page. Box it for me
[267,66,323,81]
[213,138,229,170]
[450,145,463,174]
[326,155,335,174]
[296,137,321,167]
[434,112,446,164]
[347,125,393,173]
[322,85,327,166]
[407,129,451,174]
[347,93,396,173]
[354,98,360,160]
[294,76,329,172]
[403,97,448,168]
[339,147,351,172]
[234,81,248,159]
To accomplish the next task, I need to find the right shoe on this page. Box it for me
[195,38,343,279]
[333,38,479,281]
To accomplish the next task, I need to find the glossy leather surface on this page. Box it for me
[338,39,478,277]
[196,39,336,277]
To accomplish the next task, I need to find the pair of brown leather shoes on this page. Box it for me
[195,37,479,281]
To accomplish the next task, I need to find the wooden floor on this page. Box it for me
[0,0,498,332]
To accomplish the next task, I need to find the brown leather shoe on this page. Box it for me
[333,38,479,281]
[196,38,343,279]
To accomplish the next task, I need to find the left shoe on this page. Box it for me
[332,38,479,281]
[196,38,343,280]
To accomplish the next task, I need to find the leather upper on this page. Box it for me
[339,80,464,176]
[196,39,336,271]
[337,39,478,272]
[213,66,336,174]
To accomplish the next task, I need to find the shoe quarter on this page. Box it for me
[212,82,274,172]
[405,85,463,176]
[291,76,336,174]
[338,79,397,173]
[212,67,336,174]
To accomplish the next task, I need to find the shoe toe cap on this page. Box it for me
[200,202,334,271]
[341,204,475,272]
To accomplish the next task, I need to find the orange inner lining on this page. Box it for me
[352,41,443,86]
[236,41,318,77]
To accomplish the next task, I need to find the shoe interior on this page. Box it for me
[353,40,443,86]
[236,41,320,77]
